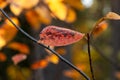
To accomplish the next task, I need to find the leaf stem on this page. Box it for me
[87,33,96,80]
[0,8,90,80]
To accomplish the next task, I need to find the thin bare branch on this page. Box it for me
[87,33,96,80]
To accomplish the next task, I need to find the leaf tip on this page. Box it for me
[105,12,120,20]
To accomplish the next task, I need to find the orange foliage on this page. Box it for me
[0,17,19,48]
[31,53,60,70]
[0,52,6,62]
[5,17,19,26]
[44,0,76,23]
[47,54,59,64]
[31,58,49,69]
[0,35,6,49]
[25,10,41,29]
[25,6,51,29]
[92,21,108,37]
[45,46,59,64]
[45,0,68,21]
[63,64,87,79]
[92,12,120,38]
[7,42,30,54]
[76,64,86,71]
[8,0,39,16]
[66,8,76,23]
[10,4,23,16]
[0,0,8,8]
[1,0,83,25]
[9,0,39,9]
[63,70,80,79]
[56,48,66,55]
[0,0,80,31]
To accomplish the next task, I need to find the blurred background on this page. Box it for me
[0,0,120,80]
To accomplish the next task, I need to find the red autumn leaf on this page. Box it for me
[38,26,85,46]
[12,54,27,65]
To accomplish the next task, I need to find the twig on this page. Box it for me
[88,14,120,70]
[90,17,105,37]
[87,33,96,80]
[0,8,90,80]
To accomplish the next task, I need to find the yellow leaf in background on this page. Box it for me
[0,35,6,48]
[7,42,30,54]
[35,6,52,24]
[105,12,120,20]
[45,0,67,21]
[45,47,59,64]
[48,54,59,64]
[5,17,19,26]
[3,18,19,42]
[92,21,108,38]
[0,52,6,62]
[7,65,26,80]
[64,0,84,10]
[31,59,49,70]
[25,10,41,30]
[9,0,39,9]
[45,0,63,4]
[65,8,76,23]
[10,4,23,16]
[0,0,8,8]
[21,68,31,79]
[0,17,19,48]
